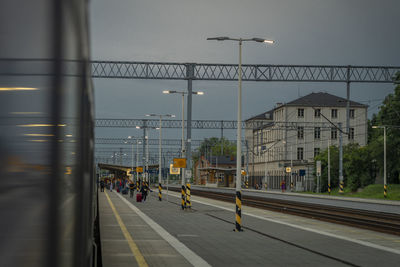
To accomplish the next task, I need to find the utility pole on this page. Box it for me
[328,139,331,194]
[339,123,344,193]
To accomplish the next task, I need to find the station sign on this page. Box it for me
[173,158,187,168]
[136,167,143,173]
[241,170,246,175]
[285,167,291,173]
[170,164,180,175]
[185,169,192,178]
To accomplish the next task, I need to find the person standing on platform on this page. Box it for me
[100,180,105,192]
[110,180,113,192]
[129,180,135,198]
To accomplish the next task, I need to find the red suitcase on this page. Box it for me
[136,193,142,202]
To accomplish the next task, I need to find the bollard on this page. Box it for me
[384,184,387,198]
[235,191,242,232]
[328,183,331,195]
[181,185,186,210]
[158,183,162,201]
[186,183,191,209]
[339,181,344,193]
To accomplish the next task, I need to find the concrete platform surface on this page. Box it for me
[99,190,197,267]
[99,188,400,267]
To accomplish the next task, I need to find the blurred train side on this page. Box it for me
[0,1,97,267]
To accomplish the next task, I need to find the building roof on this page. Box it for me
[245,109,274,122]
[284,92,367,108]
[245,92,367,122]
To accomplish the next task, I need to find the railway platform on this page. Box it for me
[99,187,400,267]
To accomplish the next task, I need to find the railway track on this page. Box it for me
[168,186,400,236]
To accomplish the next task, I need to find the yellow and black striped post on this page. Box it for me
[245,180,248,189]
[186,183,191,209]
[136,180,140,192]
[339,181,344,193]
[328,183,331,195]
[384,184,387,198]
[235,191,242,231]
[158,183,162,201]
[290,182,294,192]
[181,185,186,210]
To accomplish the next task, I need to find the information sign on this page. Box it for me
[170,164,180,175]
[173,158,187,168]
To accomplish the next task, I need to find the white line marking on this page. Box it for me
[167,192,400,256]
[115,193,211,267]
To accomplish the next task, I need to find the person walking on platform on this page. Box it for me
[140,182,148,202]
[100,180,105,192]
[110,181,113,192]
[129,180,135,198]
[280,179,286,193]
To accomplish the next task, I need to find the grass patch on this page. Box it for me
[301,184,400,201]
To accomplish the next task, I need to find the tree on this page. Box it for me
[344,144,375,191]
[192,137,236,162]
[315,143,376,192]
[315,145,339,192]
[369,72,400,184]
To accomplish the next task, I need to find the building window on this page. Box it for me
[297,147,304,160]
[314,127,321,139]
[298,108,304,118]
[297,126,304,139]
[349,127,354,140]
[331,128,337,139]
[331,109,338,119]
[349,109,355,119]
[314,148,320,157]
[314,108,321,118]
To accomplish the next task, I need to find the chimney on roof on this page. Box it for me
[276,103,283,108]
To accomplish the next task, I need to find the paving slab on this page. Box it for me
[98,190,192,267]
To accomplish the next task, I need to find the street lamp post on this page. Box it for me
[127,136,141,183]
[163,90,204,209]
[372,125,387,198]
[136,140,141,189]
[125,136,137,181]
[146,114,175,201]
[207,36,274,232]
[136,125,147,185]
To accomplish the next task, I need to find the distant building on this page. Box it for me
[194,155,236,187]
[244,92,368,191]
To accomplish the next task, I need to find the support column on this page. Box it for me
[346,66,351,135]
[142,119,147,184]
[339,122,344,193]
[186,63,194,179]
[221,120,224,155]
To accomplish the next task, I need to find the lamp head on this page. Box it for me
[163,90,176,94]
[207,36,230,41]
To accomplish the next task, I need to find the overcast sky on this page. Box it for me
[90,0,400,148]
